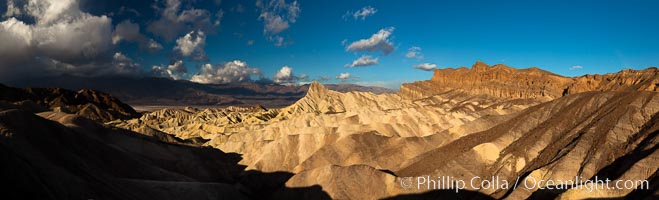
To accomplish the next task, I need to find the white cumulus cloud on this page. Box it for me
[346,55,379,67]
[260,12,289,34]
[336,72,359,82]
[273,65,299,85]
[256,0,300,46]
[413,63,438,71]
[346,27,395,55]
[336,73,351,80]
[152,60,189,80]
[190,60,262,84]
[344,6,377,20]
[174,30,208,61]
[406,46,423,60]
[167,60,187,74]
[0,0,131,80]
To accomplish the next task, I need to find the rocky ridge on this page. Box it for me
[0,84,139,122]
[399,61,658,101]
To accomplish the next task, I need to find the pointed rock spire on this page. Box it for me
[306,81,329,98]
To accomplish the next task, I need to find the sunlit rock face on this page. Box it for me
[400,61,658,101]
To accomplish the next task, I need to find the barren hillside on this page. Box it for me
[2,62,658,199]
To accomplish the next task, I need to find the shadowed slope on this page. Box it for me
[0,107,330,200]
[0,84,139,122]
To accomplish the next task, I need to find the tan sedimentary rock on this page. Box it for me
[397,91,659,199]
[110,105,278,140]
[565,67,659,94]
[116,81,539,174]
[399,61,658,101]
[399,61,572,101]
[95,62,659,199]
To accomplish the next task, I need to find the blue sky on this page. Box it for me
[1,0,658,88]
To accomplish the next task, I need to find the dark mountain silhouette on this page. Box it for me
[0,83,139,122]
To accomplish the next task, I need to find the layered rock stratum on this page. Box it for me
[1,61,658,199]
[399,61,658,100]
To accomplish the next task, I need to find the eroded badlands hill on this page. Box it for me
[113,81,541,173]
[2,62,658,199]
[113,63,658,199]
[396,91,659,199]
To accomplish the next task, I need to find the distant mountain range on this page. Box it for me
[6,76,396,108]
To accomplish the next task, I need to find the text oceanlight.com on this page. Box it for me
[399,176,649,193]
